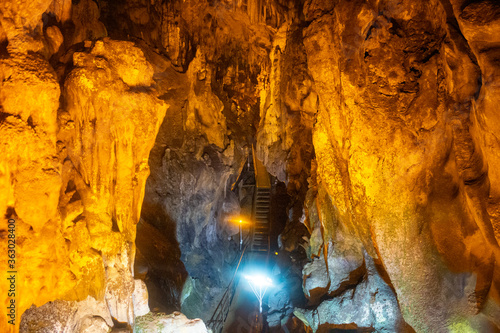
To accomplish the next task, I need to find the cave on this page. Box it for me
[1,0,500,332]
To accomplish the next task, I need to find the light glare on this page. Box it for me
[243,272,273,313]
[244,274,273,287]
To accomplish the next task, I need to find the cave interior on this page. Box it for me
[1,0,500,332]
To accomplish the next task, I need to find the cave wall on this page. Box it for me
[0,0,167,331]
[300,0,500,331]
[253,0,500,331]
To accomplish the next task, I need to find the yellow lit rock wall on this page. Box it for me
[0,21,167,333]
[301,0,500,331]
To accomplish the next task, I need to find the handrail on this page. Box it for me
[206,240,249,333]
[207,146,273,331]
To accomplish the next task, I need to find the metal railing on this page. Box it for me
[207,146,273,332]
[206,239,249,333]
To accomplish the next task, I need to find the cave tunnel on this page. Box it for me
[1,0,500,332]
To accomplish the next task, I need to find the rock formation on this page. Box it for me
[0,2,167,329]
[1,0,500,332]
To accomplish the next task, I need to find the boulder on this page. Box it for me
[133,312,208,333]
[20,296,113,333]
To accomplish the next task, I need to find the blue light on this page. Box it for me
[243,273,273,313]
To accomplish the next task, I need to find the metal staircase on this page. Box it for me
[207,145,272,332]
[251,187,271,252]
[251,146,271,253]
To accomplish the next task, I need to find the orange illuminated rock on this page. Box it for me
[60,38,167,323]
[0,37,167,331]
[300,0,500,331]
[185,50,227,148]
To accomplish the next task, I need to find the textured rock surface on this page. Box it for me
[0,19,166,331]
[20,296,113,333]
[301,0,500,331]
[134,36,249,319]
[297,184,406,332]
[133,279,150,318]
[296,251,403,333]
[267,252,307,331]
[133,312,208,333]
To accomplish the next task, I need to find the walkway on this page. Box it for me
[222,253,270,333]
[207,147,272,332]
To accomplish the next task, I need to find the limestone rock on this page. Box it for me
[1,36,166,331]
[134,218,188,313]
[0,52,63,329]
[185,50,227,148]
[302,0,500,330]
[326,236,365,294]
[70,0,107,45]
[133,312,208,333]
[139,56,243,318]
[133,279,150,317]
[256,23,316,188]
[0,53,59,137]
[46,0,72,24]
[0,0,53,42]
[104,247,135,324]
[267,252,307,330]
[78,316,111,333]
[0,52,61,228]
[89,38,154,87]
[302,253,328,304]
[44,25,63,56]
[296,252,403,333]
[20,296,113,333]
